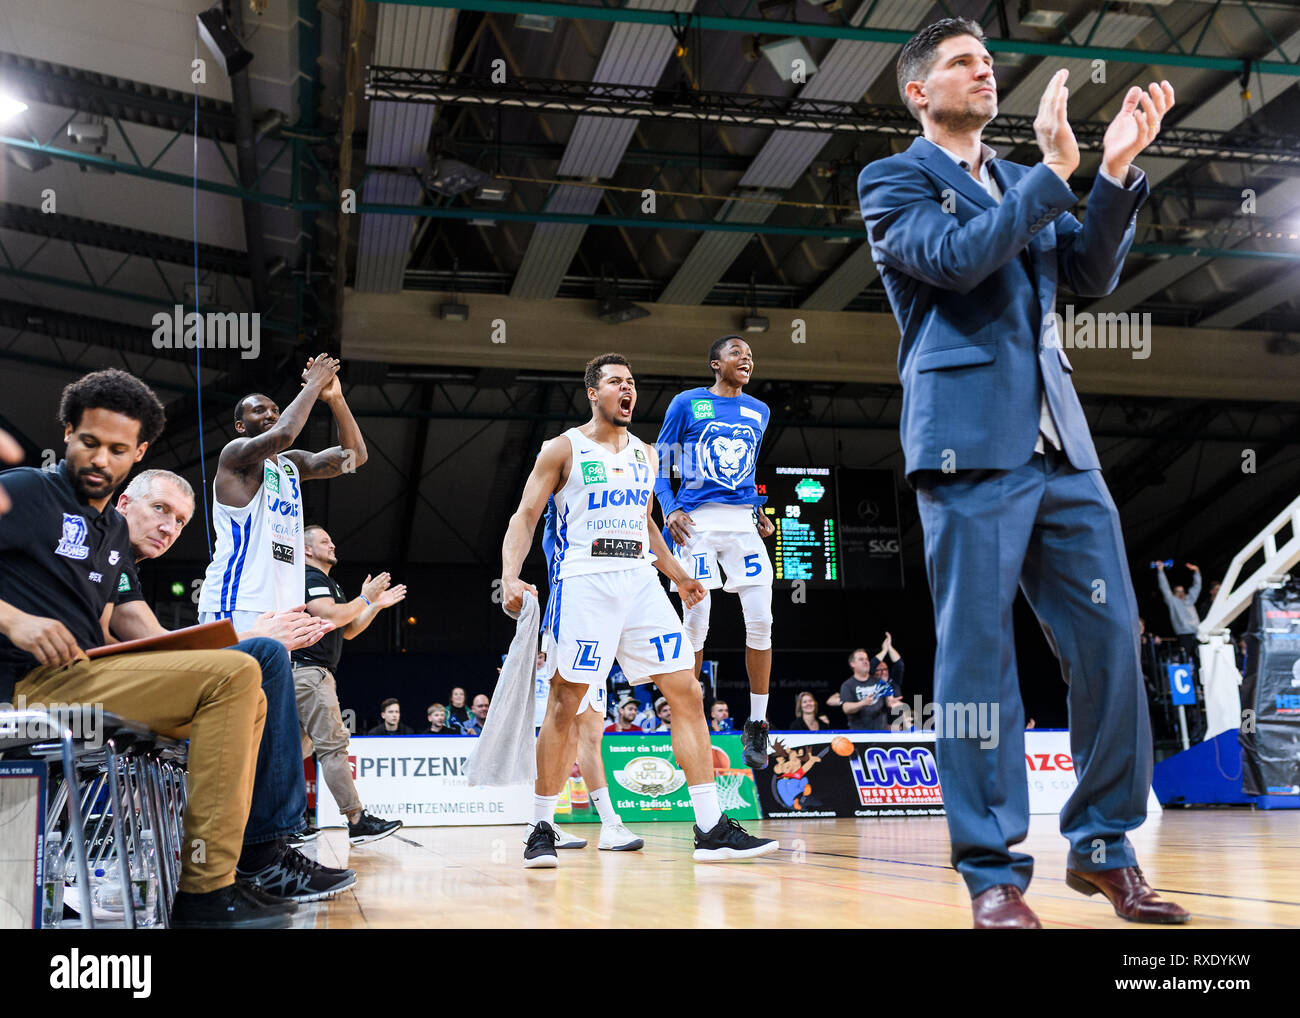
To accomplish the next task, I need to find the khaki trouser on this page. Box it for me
[16,649,265,894]
[292,664,362,817]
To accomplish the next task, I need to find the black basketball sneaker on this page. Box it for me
[523,820,559,868]
[742,719,770,770]
[693,814,779,862]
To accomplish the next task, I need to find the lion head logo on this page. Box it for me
[697,422,758,490]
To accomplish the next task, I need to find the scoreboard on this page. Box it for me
[758,466,841,588]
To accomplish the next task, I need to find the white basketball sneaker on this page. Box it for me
[551,823,588,849]
[597,822,644,852]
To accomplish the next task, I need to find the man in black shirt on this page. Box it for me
[840,635,907,732]
[0,369,288,927]
[294,523,405,843]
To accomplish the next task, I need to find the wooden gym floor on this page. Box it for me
[290,809,1300,929]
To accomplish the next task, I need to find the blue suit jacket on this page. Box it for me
[858,137,1147,479]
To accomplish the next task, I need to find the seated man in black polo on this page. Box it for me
[0,369,284,927]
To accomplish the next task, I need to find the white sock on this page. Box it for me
[689,782,721,832]
[750,693,769,724]
[589,786,619,826]
[532,793,558,826]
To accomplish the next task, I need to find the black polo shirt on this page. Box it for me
[292,564,345,672]
[0,462,133,700]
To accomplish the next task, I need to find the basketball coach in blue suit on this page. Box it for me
[859,17,1188,929]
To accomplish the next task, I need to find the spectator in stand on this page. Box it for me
[426,703,453,734]
[841,636,906,732]
[1156,561,1202,670]
[366,698,414,735]
[462,693,490,736]
[447,687,470,731]
[644,696,672,733]
[1138,617,1162,696]
[605,696,643,733]
[708,698,733,733]
[791,691,832,731]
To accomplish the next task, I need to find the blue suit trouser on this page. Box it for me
[233,637,308,844]
[915,451,1153,895]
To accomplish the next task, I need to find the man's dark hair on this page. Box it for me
[848,647,869,664]
[708,334,744,372]
[896,17,986,123]
[379,697,399,711]
[584,353,631,393]
[58,369,166,445]
[233,393,267,426]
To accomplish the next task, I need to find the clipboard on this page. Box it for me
[86,619,239,659]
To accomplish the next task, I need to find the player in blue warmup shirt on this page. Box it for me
[654,336,775,770]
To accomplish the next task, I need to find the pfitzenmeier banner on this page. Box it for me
[316,735,532,827]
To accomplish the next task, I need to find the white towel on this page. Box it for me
[467,592,539,787]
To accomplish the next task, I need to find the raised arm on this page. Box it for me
[283,366,368,481]
[501,436,570,613]
[218,354,339,474]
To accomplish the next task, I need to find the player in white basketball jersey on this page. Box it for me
[655,336,775,770]
[502,353,778,867]
[199,354,367,630]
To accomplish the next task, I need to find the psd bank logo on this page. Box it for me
[849,746,943,806]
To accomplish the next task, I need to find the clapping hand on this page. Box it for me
[1101,81,1174,180]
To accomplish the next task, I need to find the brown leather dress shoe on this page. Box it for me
[971,884,1042,929]
[1065,866,1190,924]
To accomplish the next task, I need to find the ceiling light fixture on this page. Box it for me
[196,4,254,76]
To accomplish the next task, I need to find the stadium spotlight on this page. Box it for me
[0,95,28,121]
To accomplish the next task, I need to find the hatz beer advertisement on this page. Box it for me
[591,733,761,823]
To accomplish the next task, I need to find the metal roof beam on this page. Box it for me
[380,1,1300,77]
[0,203,248,275]
[0,51,238,142]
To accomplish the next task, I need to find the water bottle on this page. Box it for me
[91,865,124,913]
[134,831,159,927]
[42,832,65,928]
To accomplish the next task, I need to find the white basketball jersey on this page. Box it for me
[197,455,304,614]
[551,428,656,580]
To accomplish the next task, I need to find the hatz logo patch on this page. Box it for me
[697,421,758,490]
[55,514,90,560]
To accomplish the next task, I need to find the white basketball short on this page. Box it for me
[199,609,265,633]
[673,527,773,592]
[542,568,693,711]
